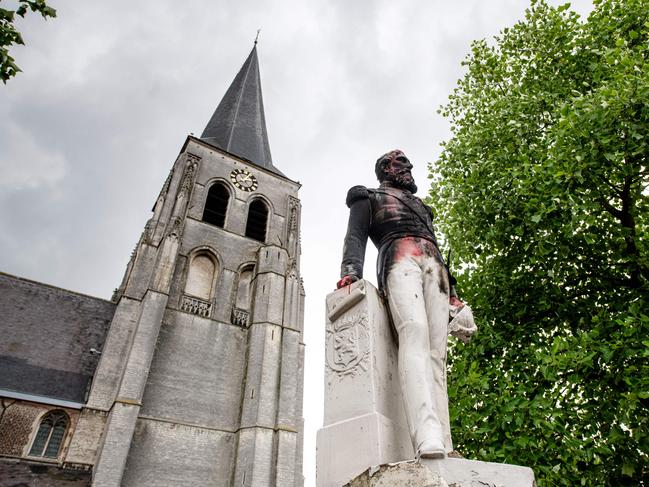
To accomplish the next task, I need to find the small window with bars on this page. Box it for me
[28,410,69,459]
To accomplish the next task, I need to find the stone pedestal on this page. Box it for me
[347,459,536,487]
[316,280,413,487]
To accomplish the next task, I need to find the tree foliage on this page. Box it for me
[430,1,648,484]
[0,0,56,83]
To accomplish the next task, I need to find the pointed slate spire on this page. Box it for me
[201,45,282,175]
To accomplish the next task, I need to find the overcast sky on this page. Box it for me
[1,0,593,483]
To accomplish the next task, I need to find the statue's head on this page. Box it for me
[375,149,417,193]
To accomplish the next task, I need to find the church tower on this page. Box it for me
[63,44,305,486]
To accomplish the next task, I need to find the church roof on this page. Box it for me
[201,44,283,175]
[0,272,114,404]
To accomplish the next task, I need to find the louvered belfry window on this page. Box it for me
[245,199,268,242]
[29,410,69,458]
[202,182,230,227]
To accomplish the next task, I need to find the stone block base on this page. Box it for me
[317,412,413,487]
[346,458,535,487]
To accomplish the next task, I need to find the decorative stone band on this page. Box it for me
[231,308,250,327]
[62,462,93,472]
[180,295,212,318]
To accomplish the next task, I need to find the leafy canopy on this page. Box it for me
[430,0,648,484]
[0,0,56,83]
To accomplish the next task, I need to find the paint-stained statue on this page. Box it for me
[338,149,475,459]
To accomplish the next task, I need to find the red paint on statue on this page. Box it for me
[392,237,438,261]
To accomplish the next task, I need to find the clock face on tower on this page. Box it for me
[230,168,258,192]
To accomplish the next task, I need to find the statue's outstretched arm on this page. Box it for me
[338,186,371,288]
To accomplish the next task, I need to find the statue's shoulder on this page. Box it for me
[345,185,374,207]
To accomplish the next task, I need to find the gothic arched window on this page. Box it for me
[232,265,254,327]
[185,253,217,301]
[236,265,254,311]
[245,199,268,242]
[29,410,69,458]
[202,182,230,228]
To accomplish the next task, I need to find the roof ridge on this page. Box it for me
[0,271,115,304]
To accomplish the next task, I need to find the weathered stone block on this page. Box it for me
[121,417,236,487]
[64,408,107,467]
[140,312,246,430]
[346,461,447,487]
[240,323,283,429]
[86,297,140,411]
[123,244,157,301]
[422,457,536,487]
[233,427,275,487]
[256,245,289,276]
[347,458,536,487]
[92,402,139,487]
[117,290,168,401]
[252,271,286,325]
[317,413,413,487]
[275,429,298,486]
[277,328,301,430]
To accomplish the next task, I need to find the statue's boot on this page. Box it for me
[417,438,446,459]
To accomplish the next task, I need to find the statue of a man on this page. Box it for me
[338,149,464,459]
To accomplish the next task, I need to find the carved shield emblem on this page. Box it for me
[326,313,369,376]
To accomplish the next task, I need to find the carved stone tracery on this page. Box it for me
[164,156,201,239]
[180,294,212,318]
[166,216,184,238]
[178,157,200,200]
[286,196,301,257]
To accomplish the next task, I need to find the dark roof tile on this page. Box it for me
[0,272,114,403]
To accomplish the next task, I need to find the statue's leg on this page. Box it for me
[422,254,452,452]
[386,255,445,458]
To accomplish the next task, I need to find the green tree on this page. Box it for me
[431,1,648,485]
[0,0,56,83]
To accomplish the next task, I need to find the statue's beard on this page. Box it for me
[386,172,417,193]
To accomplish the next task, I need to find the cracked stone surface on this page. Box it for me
[344,461,448,487]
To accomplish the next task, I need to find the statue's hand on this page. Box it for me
[337,275,359,289]
[449,295,464,308]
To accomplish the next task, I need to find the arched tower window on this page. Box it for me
[181,251,218,317]
[202,182,230,227]
[232,265,254,327]
[245,199,268,242]
[235,265,254,311]
[29,410,69,458]
[185,253,217,301]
